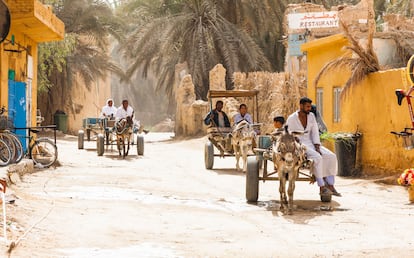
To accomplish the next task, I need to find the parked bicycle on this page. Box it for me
[0,107,58,167]
[25,127,58,168]
[0,138,11,166]
[0,107,23,165]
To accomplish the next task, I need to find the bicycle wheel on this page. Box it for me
[0,139,11,166]
[0,133,16,163]
[30,137,58,168]
[7,132,23,163]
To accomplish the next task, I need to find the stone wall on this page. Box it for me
[174,74,209,137]
[174,63,307,137]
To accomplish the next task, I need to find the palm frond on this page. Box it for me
[314,19,380,95]
[121,0,270,99]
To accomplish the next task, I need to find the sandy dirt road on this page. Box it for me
[2,133,414,258]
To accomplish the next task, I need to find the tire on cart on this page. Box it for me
[137,135,144,156]
[97,133,104,156]
[246,156,259,202]
[78,130,84,149]
[204,141,214,169]
[320,193,332,202]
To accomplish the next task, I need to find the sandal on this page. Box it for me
[328,185,342,197]
[320,186,332,196]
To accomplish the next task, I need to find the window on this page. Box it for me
[316,88,323,117]
[333,87,342,123]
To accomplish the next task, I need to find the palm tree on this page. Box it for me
[38,0,125,119]
[120,0,271,100]
[214,0,289,72]
[42,0,124,88]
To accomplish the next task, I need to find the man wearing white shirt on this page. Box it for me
[115,99,134,121]
[286,97,340,197]
[101,98,117,118]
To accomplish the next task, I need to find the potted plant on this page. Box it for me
[320,131,362,177]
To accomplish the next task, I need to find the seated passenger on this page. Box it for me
[204,100,231,128]
[273,115,285,131]
[310,104,328,135]
[101,98,117,119]
[233,104,253,125]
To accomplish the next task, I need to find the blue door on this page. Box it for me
[8,80,27,151]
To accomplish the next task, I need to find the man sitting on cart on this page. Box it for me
[286,97,341,197]
[204,100,231,129]
[233,103,253,125]
[116,99,134,119]
[204,100,232,152]
[101,98,117,119]
[115,99,134,126]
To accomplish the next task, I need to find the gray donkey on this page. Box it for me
[272,126,306,214]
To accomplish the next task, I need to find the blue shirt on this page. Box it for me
[233,113,253,125]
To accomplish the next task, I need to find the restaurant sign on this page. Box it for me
[288,11,339,29]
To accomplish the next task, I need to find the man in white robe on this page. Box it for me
[115,99,134,121]
[286,97,340,196]
[101,98,117,119]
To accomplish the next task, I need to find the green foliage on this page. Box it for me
[121,0,271,100]
[38,0,125,92]
[37,34,76,92]
[320,131,361,151]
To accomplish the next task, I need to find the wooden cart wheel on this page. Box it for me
[78,130,84,149]
[97,134,104,156]
[137,135,144,156]
[246,156,259,202]
[204,141,214,169]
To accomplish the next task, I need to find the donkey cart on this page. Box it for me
[246,135,332,205]
[78,117,144,157]
[204,90,260,170]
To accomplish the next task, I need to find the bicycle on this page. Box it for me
[0,138,11,166]
[0,106,57,167]
[391,86,414,149]
[0,107,23,165]
[25,127,58,168]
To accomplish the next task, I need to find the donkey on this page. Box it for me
[115,116,134,158]
[231,120,257,172]
[272,126,306,214]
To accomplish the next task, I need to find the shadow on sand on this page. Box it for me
[247,198,349,224]
[209,168,245,176]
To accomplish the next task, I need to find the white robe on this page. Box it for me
[286,111,337,179]
[115,105,134,121]
[101,105,117,118]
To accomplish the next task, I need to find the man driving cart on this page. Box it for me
[204,100,232,152]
